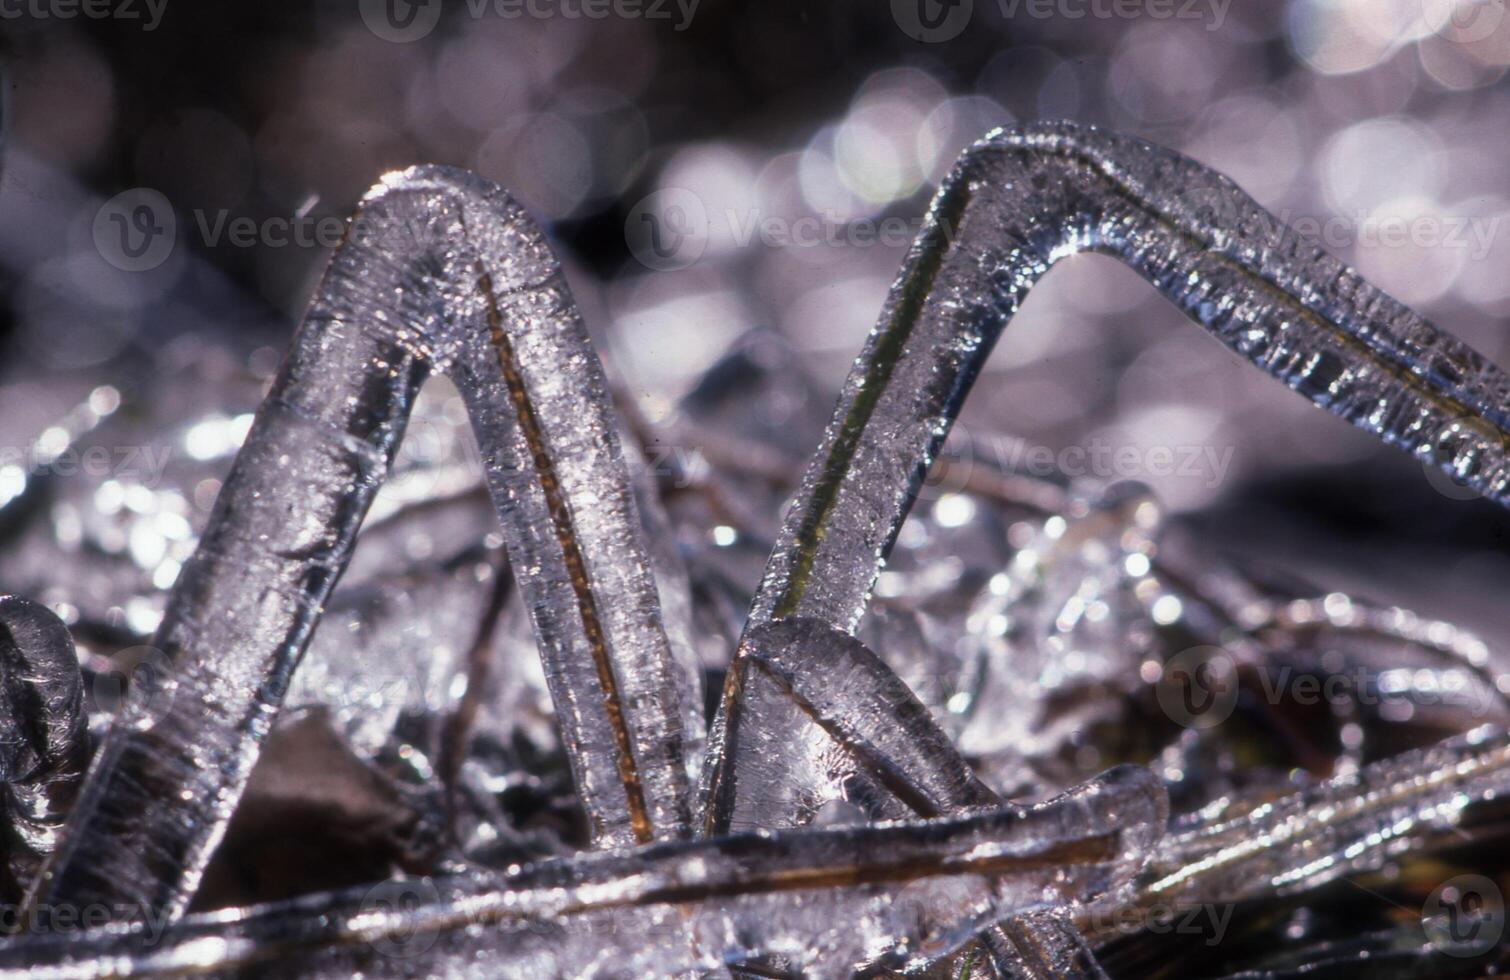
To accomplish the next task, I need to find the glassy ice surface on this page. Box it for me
[1086,726,1510,938]
[30,166,701,922]
[0,122,1506,976]
[0,765,1165,978]
[742,120,1510,640]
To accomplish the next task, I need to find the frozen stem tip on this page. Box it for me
[0,595,87,902]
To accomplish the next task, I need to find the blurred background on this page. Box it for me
[1,0,1508,640]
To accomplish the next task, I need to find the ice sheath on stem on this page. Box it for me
[1082,725,1510,937]
[0,765,1166,978]
[30,167,702,922]
[704,120,1510,834]
[698,119,1510,975]
[18,120,1510,975]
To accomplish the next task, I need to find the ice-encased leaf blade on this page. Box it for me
[32,166,700,924]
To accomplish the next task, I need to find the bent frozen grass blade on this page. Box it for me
[714,617,999,834]
[14,119,1509,973]
[30,166,701,924]
[0,595,87,902]
[697,117,1510,972]
[0,765,1165,978]
[759,119,1510,634]
[704,114,1510,833]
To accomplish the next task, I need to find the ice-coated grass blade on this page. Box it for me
[31,166,699,924]
[704,118,1510,834]
[0,765,1165,978]
[1083,726,1510,940]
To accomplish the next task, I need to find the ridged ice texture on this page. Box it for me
[746,119,1510,638]
[0,765,1165,979]
[31,166,699,923]
[1083,726,1510,938]
[705,116,1510,835]
[0,596,86,899]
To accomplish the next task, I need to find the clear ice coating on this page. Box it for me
[705,618,1139,977]
[703,117,1510,840]
[0,765,1166,978]
[1086,725,1510,934]
[742,119,1510,636]
[0,120,1507,976]
[707,617,998,835]
[0,596,87,902]
[29,166,701,923]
